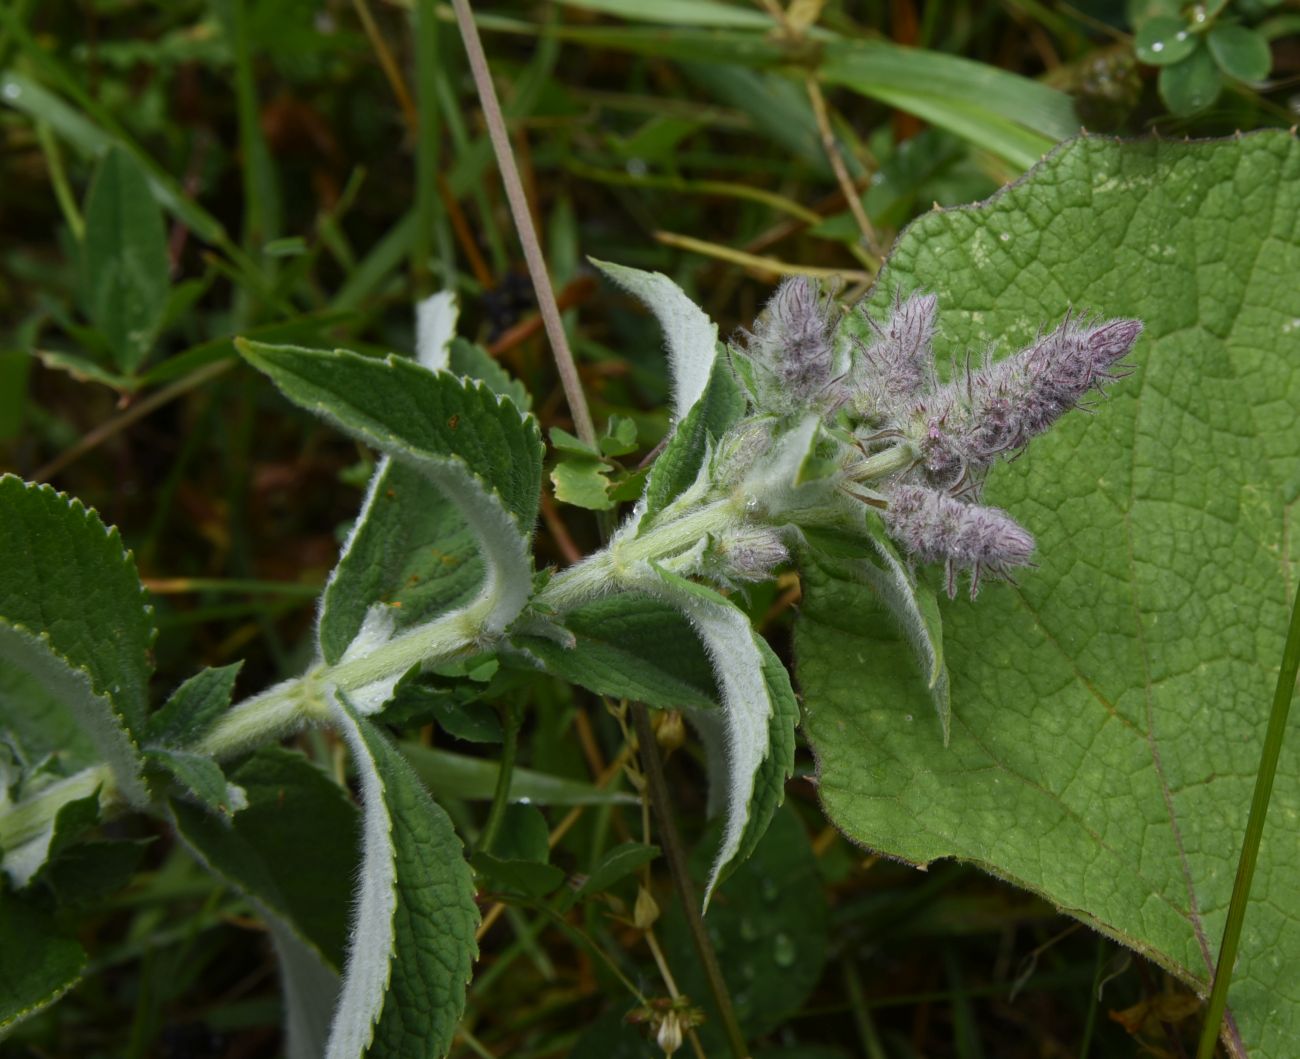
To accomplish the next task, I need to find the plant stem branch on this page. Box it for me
[449,0,596,448]
[632,704,749,1059]
[1195,579,1300,1059]
[476,703,519,854]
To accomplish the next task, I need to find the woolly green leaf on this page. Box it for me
[0,476,153,832]
[0,889,86,1032]
[326,695,478,1059]
[795,132,1300,1059]
[238,344,542,659]
[643,566,778,905]
[641,353,746,524]
[146,747,245,816]
[514,594,718,710]
[591,259,719,420]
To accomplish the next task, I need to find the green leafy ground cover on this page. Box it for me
[1,2,1297,1058]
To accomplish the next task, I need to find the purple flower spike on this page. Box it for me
[745,277,835,400]
[848,291,939,421]
[883,484,1036,599]
[913,315,1142,487]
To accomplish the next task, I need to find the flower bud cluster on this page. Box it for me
[729,282,1142,598]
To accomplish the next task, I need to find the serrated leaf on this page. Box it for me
[0,475,154,736]
[144,663,242,747]
[643,566,777,905]
[80,147,171,373]
[173,747,359,970]
[642,353,746,523]
[268,917,340,1059]
[0,889,86,1032]
[591,259,719,421]
[600,415,639,457]
[326,695,478,1059]
[146,747,244,816]
[239,344,542,644]
[447,337,531,410]
[514,594,718,709]
[795,133,1300,1059]
[400,742,638,806]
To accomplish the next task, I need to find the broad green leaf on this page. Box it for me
[326,695,478,1059]
[513,594,718,710]
[144,663,242,747]
[0,889,86,1032]
[0,477,152,814]
[400,742,638,806]
[644,566,777,904]
[591,259,719,421]
[660,806,828,1053]
[81,147,171,373]
[5,789,102,888]
[471,852,565,898]
[173,747,359,970]
[268,918,340,1059]
[239,344,542,644]
[795,132,1300,1059]
[641,353,746,524]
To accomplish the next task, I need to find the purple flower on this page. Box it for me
[744,277,835,402]
[845,291,938,422]
[883,483,1036,599]
[911,316,1142,487]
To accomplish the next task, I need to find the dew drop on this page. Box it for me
[1151,41,1164,53]
[2,82,19,100]
[904,713,914,723]
[999,232,1010,242]
[773,932,796,967]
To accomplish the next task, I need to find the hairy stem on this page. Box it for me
[632,704,749,1059]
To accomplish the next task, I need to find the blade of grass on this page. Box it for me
[33,119,83,241]
[1194,579,1300,1059]
[654,229,874,281]
[414,0,453,295]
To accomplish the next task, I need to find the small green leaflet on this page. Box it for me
[326,694,479,1059]
[144,663,242,748]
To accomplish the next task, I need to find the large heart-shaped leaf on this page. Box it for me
[795,132,1300,1058]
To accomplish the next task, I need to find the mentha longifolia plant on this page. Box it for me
[0,263,1140,1056]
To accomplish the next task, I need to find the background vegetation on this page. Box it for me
[1,1,1297,1056]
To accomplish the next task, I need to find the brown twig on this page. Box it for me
[449,0,596,447]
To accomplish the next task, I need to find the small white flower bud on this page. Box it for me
[656,1012,683,1056]
[634,885,660,930]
